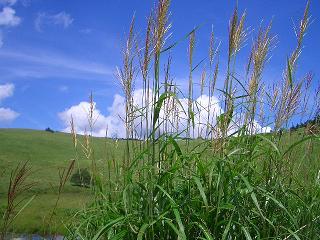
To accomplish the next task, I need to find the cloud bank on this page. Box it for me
[0,6,20,26]
[0,0,20,47]
[0,83,14,102]
[59,89,271,138]
[0,107,19,122]
[0,83,19,123]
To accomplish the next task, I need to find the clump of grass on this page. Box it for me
[67,0,320,239]
[1,162,35,240]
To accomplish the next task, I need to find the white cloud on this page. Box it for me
[0,83,14,102]
[0,1,20,46]
[0,7,21,26]
[58,89,223,138]
[0,83,18,123]
[51,12,73,28]
[0,107,19,122]
[35,11,73,32]
[225,113,272,136]
[59,88,271,138]
[58,101,109,137]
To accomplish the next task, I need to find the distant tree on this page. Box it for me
[289,114,320,132]
[45,127,55,133]
[70,168,91,188]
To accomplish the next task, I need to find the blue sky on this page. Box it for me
[0,0,319,135]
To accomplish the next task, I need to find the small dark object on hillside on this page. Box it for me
[305,123,319,135]
[70,168,91,188]
[45,127,55,133]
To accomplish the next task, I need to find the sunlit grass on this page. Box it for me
[65,0,320,239]
[0,0,319,239]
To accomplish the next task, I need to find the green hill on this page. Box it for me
[0,128,125,234]
[0,128,319,235]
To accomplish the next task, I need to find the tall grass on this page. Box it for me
[0,162,35,240]
[67,0,320,239]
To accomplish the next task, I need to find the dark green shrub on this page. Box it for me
[70,168,91,188]
[45,127,55,133]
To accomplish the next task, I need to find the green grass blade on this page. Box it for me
[173,208,186,239]
[137,224,149,240]
[195,222,214,240]
[165,219,185,239]
[241,226,253,240]
[282,135,315,157]
[92,216,126,240]
[283,227,301,240]
[110,230,127,240]
[257,135,281,156]
[193,176,209,208]
[221,216,232,240]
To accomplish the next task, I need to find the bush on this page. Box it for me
[70,168,91,188]
[45,127,55,133]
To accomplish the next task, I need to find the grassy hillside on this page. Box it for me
[0,128,126,234]
[0,128,319,236]
[1,0,319,237]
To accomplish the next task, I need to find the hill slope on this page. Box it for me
[0,128,319,235]
[0,129,116,234]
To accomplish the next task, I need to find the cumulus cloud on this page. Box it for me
[0,107,19,122]
[0,83,18,123]
[227,114,272,136]
[59,89,223,138]
[35,11,73,32]
[59,88,271,138]
[0,83,14,102]
[58,101,109,137]
[0,0,20,46]
[0,7,21,26]
[254,123,272,134]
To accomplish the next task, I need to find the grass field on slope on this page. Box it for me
[0,128,319,235]
[0,128,127,234]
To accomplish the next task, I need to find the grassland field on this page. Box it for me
[0,128,319,235]
[0,128,124,234]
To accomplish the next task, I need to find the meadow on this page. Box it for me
[0,126,319,238]
[0,129,139,234]
[1,0,320,239]
[0,129,92,234]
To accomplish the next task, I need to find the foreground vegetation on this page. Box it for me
[1,0,320,239]
[65,0,319,239]
[0,125,319,238]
